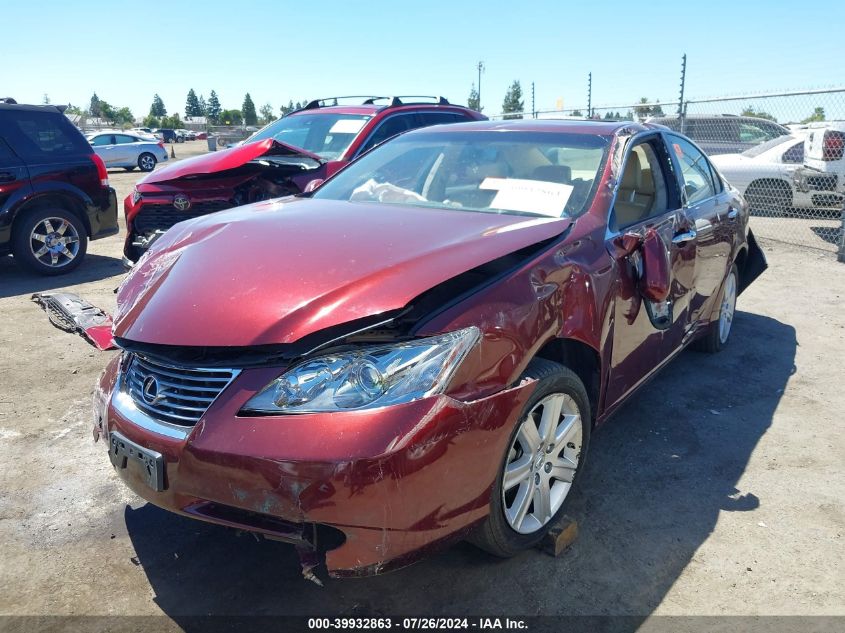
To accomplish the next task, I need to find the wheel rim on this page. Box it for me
[29,217,80,268]
[140,155,154,170]
[719,271,737,344]
[502,393,582,534]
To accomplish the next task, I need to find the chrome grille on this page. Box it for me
[124,354,237,426]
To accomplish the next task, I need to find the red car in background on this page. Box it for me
[97,120,766,580]
[122,96,485,263]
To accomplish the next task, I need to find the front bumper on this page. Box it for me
[94,356,535,577]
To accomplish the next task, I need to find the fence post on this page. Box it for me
[838,206,845,263]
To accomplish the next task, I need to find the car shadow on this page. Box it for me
[124,310,795,624]
[0,252,124,299]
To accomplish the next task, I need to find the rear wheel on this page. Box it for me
[138,153,156,172]
[693,264,738,353]
[745,180,791,217]
[11,207,88,275]
[469,358,590,557]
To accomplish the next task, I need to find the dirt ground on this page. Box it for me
[0,141,843,623]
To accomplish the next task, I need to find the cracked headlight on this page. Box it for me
[241,327,480,414]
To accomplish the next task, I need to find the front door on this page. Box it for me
[604,134,697,409]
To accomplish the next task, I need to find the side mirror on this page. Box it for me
[303,179,324,193]
[611,231,642,259]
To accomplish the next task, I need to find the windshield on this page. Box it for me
[312,131,610,218]
[741,134,796,158]
[246,113,371,160]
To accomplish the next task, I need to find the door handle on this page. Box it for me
[0,172,15,183]
[727,208,739,221]
[671,229,697,245]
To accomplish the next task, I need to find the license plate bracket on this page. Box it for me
[109,430,165,492]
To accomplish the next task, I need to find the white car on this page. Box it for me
[794,122,845,211]
[86,132,169,172]
[710,132,823,215]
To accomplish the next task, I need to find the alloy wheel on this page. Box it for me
[502,393,582,534]
[719,271,737,344]
[29,217,80,268]
[140,154,155,171]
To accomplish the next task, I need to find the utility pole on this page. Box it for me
[678,53,687,115]
[587,72,592,118]
[477,61,485,112]
[531,82,536,119]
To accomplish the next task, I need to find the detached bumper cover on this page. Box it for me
[95,357,536,576]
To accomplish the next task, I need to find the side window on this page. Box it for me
[782,141,804,163]
[114,135,136,144]
[413,112,466,129]
[90,135,113,146]
[2,111,90,160]
[0,138,21,167]
[669,135,716,205]
[614,139,671,228]
[359,115,413,154]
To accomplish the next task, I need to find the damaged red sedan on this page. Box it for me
[94,120,766,579]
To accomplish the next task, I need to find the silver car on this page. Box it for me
[86,132,169,172]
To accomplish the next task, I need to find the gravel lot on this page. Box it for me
[0,141,842,622]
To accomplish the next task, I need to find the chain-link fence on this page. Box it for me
[490,88,845,260]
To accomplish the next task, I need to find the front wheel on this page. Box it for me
[469,358,591,557]
[11,207,88,275]
[138,153,156,172]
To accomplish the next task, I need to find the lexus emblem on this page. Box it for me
[141,376,164,405]
[173,194,191,211]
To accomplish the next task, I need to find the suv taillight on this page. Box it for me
[90,153,109,187]
[821,130,845,161]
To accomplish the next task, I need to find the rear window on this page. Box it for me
[1,110,90,161]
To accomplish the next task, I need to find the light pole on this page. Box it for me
[477,61,485,111]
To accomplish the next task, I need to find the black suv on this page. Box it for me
[0,100,118,274]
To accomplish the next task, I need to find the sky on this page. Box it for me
[4,0,845,121]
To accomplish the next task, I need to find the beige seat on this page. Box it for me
[615,149,656,226]
[530,164,572,184]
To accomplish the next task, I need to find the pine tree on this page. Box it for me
[207,90,221,123]
[501,81,524,120]
[198,94,207,116]
[467,83,480,112]
[149,94,166,117]
[89,93,102,118]
[185,89,201,118]
[242,93,257,125]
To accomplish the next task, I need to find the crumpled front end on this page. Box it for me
[94,355,536,577]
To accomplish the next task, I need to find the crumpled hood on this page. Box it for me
[113,198,571,347]
[137,138,323,184]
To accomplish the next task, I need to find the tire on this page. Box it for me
[176,136,184,143]
[692,264,738,354]
[11,207,88,276]
[469,358,591,557]
[138,153,156,172]
[744,180,791,217]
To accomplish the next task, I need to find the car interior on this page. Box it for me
[615,143,668,227]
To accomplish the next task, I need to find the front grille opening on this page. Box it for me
[134,201,233,233]
[124,354,236,426]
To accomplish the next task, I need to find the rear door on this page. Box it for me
[665,134,733,329]
[113,134,138,166]
[0,136,31,246]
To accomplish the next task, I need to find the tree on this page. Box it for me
[220,109,243,125]
[571,109,583,117]
[741,105,776,122]
[467,83,480,112]
[207,90,221,123]
[603,111,615,120]
[501,80,524,120]
[633,97,651,120]
[42,93,50,105]
[149,94,166,117]
[89,93,102,118]
[198,94,207,116]
[242,93,257,125]
[161,113,182,129]
[259,103,275,124]
[142,115,160,128]
[65,104,83,115]
[651,100,665,117]
[802,107,826,123]
[185,89,202,117]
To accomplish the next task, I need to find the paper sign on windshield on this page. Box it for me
[480,177,573,217]
[329,119,367,134]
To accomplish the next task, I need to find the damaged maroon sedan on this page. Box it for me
[122,96,484,264]
[95,120,766,579]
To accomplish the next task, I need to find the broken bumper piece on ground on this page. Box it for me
[32,292,116,350]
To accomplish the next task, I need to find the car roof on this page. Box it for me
[286,102,477,118]
[404,118,647,136]
[0,103,65,114]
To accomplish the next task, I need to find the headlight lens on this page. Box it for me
[131,187,142,205]
[241,327,480,414]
